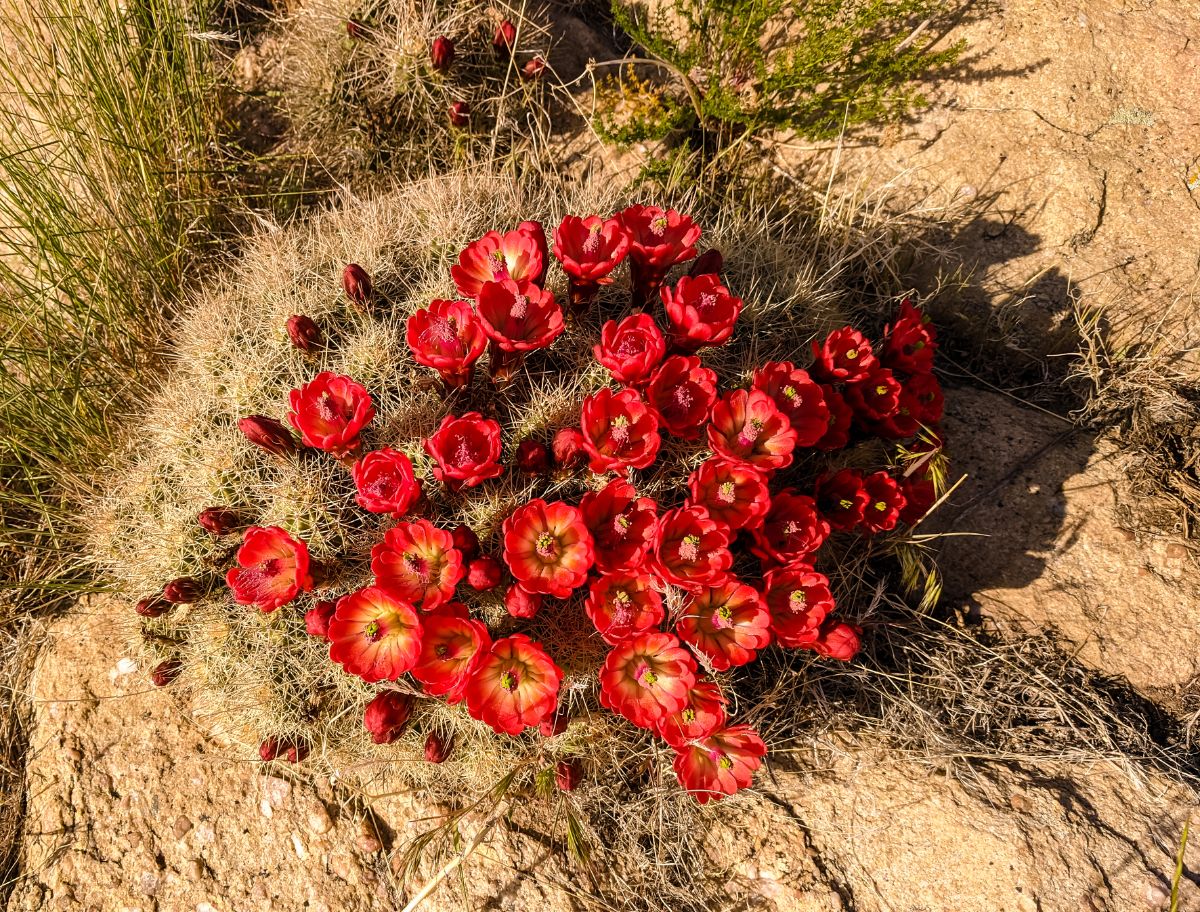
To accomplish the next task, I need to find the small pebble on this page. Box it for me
[356,834,382,855]
[185,859,204,881]
[1145,882,1169,905]
[173,816,193,840]
[306,804,333,835]
[65,746,83,763]
[292,832,309,860]
[259,799,273,819]
[139,872,160,896]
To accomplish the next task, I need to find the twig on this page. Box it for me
[894,17,932,53]
[401,805,506,912]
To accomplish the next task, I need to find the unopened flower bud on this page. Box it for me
[238,415,298,457]
[259,737,282,761]
[521,55,546,81]
[493,19,516,55]
[342,263,373,310]
[286,314,322,353]
[538,708,568,737]
[346,18,364,39]
[151,659,182,687]
[552,427,586,470]
[504,583,542,619]
[284,739,310,763]
[555,758,583,791]
[448,101,470,128]
[162,577,203,604]
[431,35,455,72]
[466,556,503,591]
[197,506,242,536]
[688,248,724,278]
[305,600,337,638]
[364,691,413,744]
[515,438,550,474]
[451,524,480,561]
[424,731,452,763]
[136,596,170,618]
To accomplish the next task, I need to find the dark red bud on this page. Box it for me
[346,18,364,39]
[552,427,586,470]
[538,708,568,738]
[448,101,470,128]
[197,506,242,536]
[305,600,337,638]
[493,19,517,54]
[151,659,182,687]
[466,556,503,591]
[284,739,311,763]
[450,524,480,561]
[259,737,282,761]
[521,55,545,81]
[342,263,373,310]
[431,35,455,72]
[515,438,550,474]
[554,758,583,791]
[504,583,542,619]
[136,596,170,618]
[364,691,413,745]
[688,248,724,278]
[162,577,203,604]
[238,415,298,457]
[286,314,322,353]
[424,731,452,763]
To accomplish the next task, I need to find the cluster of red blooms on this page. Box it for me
[197,206,947,803]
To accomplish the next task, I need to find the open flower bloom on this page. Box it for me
[517,220,549,285]
[687,457,770,531]
[476,278,564,352]
[287,372,376,457]
[707,389,797,473]
[411,609,491,703]
[352,448,422,517]
[655,678,727,748]
[660,274,743,351]
[598,631,697,729]
[815,468,869,531]
[815,384,853,451]
[812,619,862,661]
[672,724,767,804]
[811,327,878,382]
[465,634,563,735]
[328,586,423,683]
[761,564,835,648]
[371,519,465,609]
[580,387,661,474]
[883,301,937,374]
[226,526,313,612]
[619,205,701,306]
[676,580,771,671]
[423,412,504,488]
[860,471,907,534]
[502,499,594,597]
[650,505,733,591]
[451,229,544,299]
[750,490,830,565]
[645,355,718,440]
[845,367,902,423]
[752,361,830,447]
[552,214,631,284]
[406,298,488,387]
[363,691,413,744]
[579,478,658,573]
[585,572,665,645]
[594,313,666,386]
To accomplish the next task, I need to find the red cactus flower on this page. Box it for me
[811,326,877,382]
[449,101,470,128]
[504,583,543,619]
[660,273,743,351]
[814,384,854,451]
[552,427,586,470]
[521,55,546,80]
[860,471,907,534]
[687,457,770,531]
[752,361,830,447]
[305,599,336,638]
[845,367,902,423]
[578,479,658,573]
[761,564,835,648]
[342,263,372,309]
[406,298,488,388]
[431,35,455,72]
[618,205,701,306]
[363,691,413,744]
[424,412,504,489]
[198,506,242,536]
[585,572,665,645]
[598,631,697,729]
[883,302,937,374]
[162,577,202,604]
[517,221,548,285]
[899,473,936,525]
[371,520,464,610]
[476,278,563,352]
[579,387,661,474]
[287,372,375,458]
[645,355,718,440]
[352,448,422,517]
[411,610,491,703]
[688,248,724,278]
[672,725,766,804]
[502,499,594,597]
[515,438,550,474]
[552,214,631,310]
[151,659,183,687]
[493,18,517,55]
[554,758,583,791]
[707,389,797,473]
[287,314,321,353]
[594,313,667,386]
[226,526,313,612]
[905,371,944,425]
[650,505,733,591]
[813,620,862,661]
[424,732,452,763]
[676,580,771,671]
[328,586,424,683]
[452,230,544,299]
[466,555,504,591]
[750,490,830,565]
[655,678,727,749]
[814,469,869,531]
[465,633,564,735]
[238,415,298,457]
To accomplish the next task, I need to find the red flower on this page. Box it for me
[814,384,854,451]
[430,35,455,72]
[552,214,630,284]
[645,355,718,439]
[906,371,944,424]
[655,678,726,748]
[883,301,937,374]
[618,205,701,271]
[860,471,907,534]
[162,577,202,604]
[521,55,546,80]
[363,691,413,744]
[406,299,488,387]
[466,556,504,591]
[813,620,862,661]
[814,469,869,531]
[476,278,564,356]
[451,229,544,299]
[660,274,743,351]
[151,659,182,687]
[423,412,504,488]
[650,505,733,591]
[752,361,830,447]
[580,387,661,473]
[554,758,583,791]
[750,490,830,565]
[287,372,376,457]
[598,631,697,729]
[502,499,594,597]
[448,101,470,128]
[585,572,665,645]
[578,479,658,573]
[465,634,563,735]
[352,448,422,517]
[811,327,877,382]
[761,564,834,648]
[425,732,452,762]
[676,580,771,671]
[517,221,549,285]
[328,586,423,683]
[451,524,480,560]
[504,583,543,618]
[197,506,242,536]
[515,438,550,474]
[226,526,313,612]
[411,610,491,703]
[594,313,667,386]
[371,519,465,610]
[552,427,586,470]
[493,18,517,54]
[845,367,901,422]
[136,596,169,618]
[239,415,298,457]
[707,389,797,472]
[687,457,770,531]
[305,600,336,638]
[287,314,321,353]
[342,263,372,309]
[672,725,766,804]
[899,473,936,525]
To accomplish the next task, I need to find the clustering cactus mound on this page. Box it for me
[92,173,948,899]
